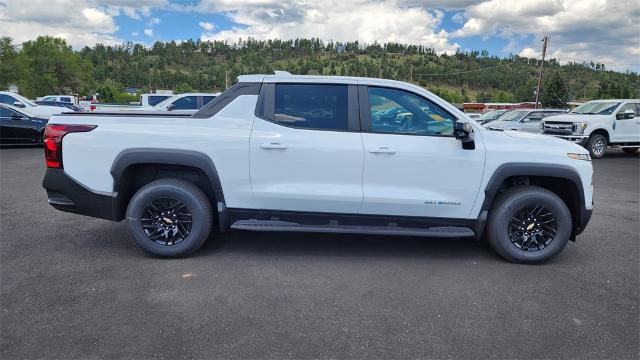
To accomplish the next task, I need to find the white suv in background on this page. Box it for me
[542,100,640,158]
[0,91,66,118]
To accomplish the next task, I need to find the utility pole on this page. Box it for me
[534,35,549,109]
[225,68,229,90]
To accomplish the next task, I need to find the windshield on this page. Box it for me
[571,101,620,115]
[497,110,527,121]
[478,110,500,120]
[12,93,37,107]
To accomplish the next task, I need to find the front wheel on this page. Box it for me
[586,134,607,158]
[126,178,213,257]
[486,186,572,264]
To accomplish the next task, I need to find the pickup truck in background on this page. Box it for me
[542,99,640,158]
[42,72,594,264]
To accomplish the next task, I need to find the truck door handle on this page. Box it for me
[369,147,396,154]
[260,142,288,150]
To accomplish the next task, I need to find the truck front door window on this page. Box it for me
[367,87,455,136]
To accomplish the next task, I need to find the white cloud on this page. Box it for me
[131,31,139,36]
[0,0,121,47]
[0,0,167,47]
[147,16,161,26]
[143,28,154,37]
[198,21,215,31]
[195,0,460,54]
[453,0,640,71]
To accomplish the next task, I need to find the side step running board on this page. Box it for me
[231,220,475,238]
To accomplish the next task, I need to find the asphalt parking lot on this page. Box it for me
[1,147,638,359]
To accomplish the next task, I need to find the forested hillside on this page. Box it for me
[1,36,638,104]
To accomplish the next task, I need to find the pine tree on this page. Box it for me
[541,72,569,108]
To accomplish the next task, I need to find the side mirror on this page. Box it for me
[13,101,25,108]
[454,121,475,150]
[616,109,635,120]
[166,103,176,111]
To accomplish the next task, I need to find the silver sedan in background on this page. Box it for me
[484,108,568,133]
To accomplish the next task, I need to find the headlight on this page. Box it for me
[573,122,588,134]
[567,153,591,161]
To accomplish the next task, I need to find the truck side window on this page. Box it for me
[0,94,17,105]
[172,96,198,110]
[203,96,216,105]
[274,84,348,130]
[525,111,543,122]
[367,87,455,136]
[618,103,637,118]
[148,96,169,106]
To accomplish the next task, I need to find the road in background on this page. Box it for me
[1,148,638,359]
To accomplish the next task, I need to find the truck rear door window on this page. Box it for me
[274,84,348,130]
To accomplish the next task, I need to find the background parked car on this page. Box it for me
[0,103,48,145]
[140,93,173,108]
[0,91,65,118]
[484,108,568,132]
[153,93,220,113]
[39,95,78,104]
[34,100,84,112]
[475,109,510,124]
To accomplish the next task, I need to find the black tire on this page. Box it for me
[622,147,639,155]
[586,133,607,159]
[486,186,572,264]
[126,178,213,257]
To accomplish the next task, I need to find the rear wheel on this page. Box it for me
[486,186,572,264]
[126,178,213,257]
[586,134,607,158]
[622,147,639,154]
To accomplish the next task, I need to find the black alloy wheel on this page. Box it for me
[507,204,558,251]
[141,198,193,246]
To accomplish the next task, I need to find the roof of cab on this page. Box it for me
[237,71,420,89]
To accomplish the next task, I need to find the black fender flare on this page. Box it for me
[479,163,589,237]
[110,148,228,230]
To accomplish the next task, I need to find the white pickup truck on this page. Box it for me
[541,99,640,158]
[42,73,594,263]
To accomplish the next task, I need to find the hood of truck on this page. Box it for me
[481,128,588,154]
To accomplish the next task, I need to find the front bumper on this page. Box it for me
[42,168,123,221]
[545,134,589,146]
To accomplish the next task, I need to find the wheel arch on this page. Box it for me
[480,163,587,240]
[589,128,610,142]
[110,148,228,230]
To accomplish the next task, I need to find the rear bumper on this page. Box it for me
[42,168,123,221]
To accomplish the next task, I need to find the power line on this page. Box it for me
[413,59,531,76]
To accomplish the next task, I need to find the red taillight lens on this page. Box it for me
[43,124,96,168]
[90,105,96,111]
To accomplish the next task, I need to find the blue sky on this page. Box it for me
[114,9,513,57]
[1,0,638,72]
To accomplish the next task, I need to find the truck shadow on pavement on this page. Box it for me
[193,230,498,262]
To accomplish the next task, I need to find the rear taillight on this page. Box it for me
[90,105,96,111]
[43,124,96,168]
